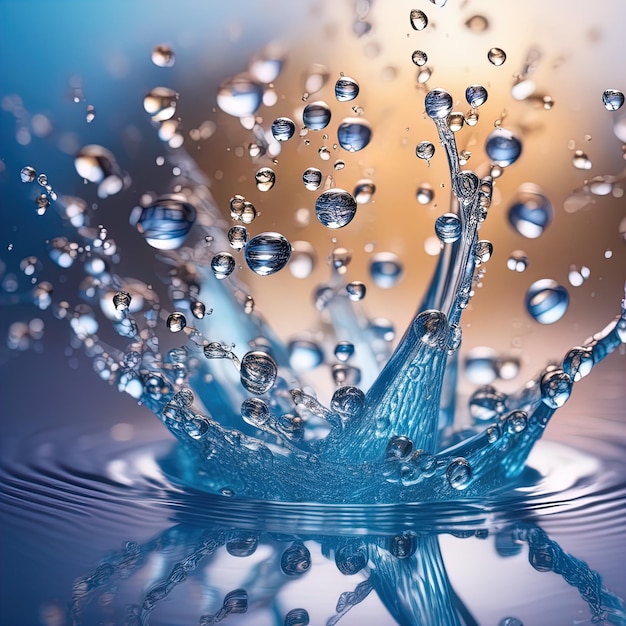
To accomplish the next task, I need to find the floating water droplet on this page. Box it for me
[572,150,592,170]
[244,232,292,276]
[288,339,323,370]
[488,47,507,66]
[304,63,330,95]
[284,608,310,626]
[416,141,435,160]
[166,312,186,333]
[280,543,311,576]
[32,282,53,310]
[241,397,271,428]
[191,301,206,319]
[240,351,277,395]
[369,252,403,288]
[302,168,322,192]
[255,167,276,192]
[20,165,36,183]
[331,385,365,418]
[337,118,372,152]
[228,225,248,251]
[85,104,96,123]
[315,189,357,229]
[335,76,360,102]
[568,264,590,287]
[526,279,569,324]
[331,363,361,386]
[334,341,355,362]
[435,213,462,243]
[346,281,366,301]
[143,87,178,121]
[318,146,331,161]
[507,183,553,238]
[409,9,428,31]
[35,194,50,215]
[113,291,131,311]
[429,0,448,5]
[416,66,432,84]
[331,247,352,273]
[271,117,296,142]
[446,458,472,490]
[465,84,488,108]
[129,194,196,250]
[416,183,434,204]
[289,241,316,279]
[151,44,175,67]
[447,112,464,132]
[485,128,522,167]
[465,14,489,32]
[602,89,624,111]
[465,349,499,385]
[217,75,263,117]
[302,101,331,130]
[74,144,120,184]
[506,250,529,272]
[411,50,428,66]
[249,47,284,84]
[211,252,236,280]
[425,88,453,119]
[353,179,376,204]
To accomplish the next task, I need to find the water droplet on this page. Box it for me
[572,150,592,170]
[446,458,472,490]
[35,194,50,215]
[435,213,462,243]
[335,76,360,102]
[166,312,186,333]
[488,47,507,66]
[429,0,448,6]
[318,146,331,161]
[469,385,506,420]
[228,225,248,251]
[113,291,131,311]
[507,184,553,238]
[284,608,310,626]
[20,165,36,183]
[465,109,480,126]
[249,47,284,83]
[506,410,528,434]
[304,63,330,95]
[244,232,292,276]
[303,167,322,191]
[409,9,428,31]
[563,346,593,382]
[465,84,488,108]
[448,112,465,132]
[411,50,428,66]
[289,241,316,279]
[129,195,196,250]
[143,87,178,121]
[485,128,522,167]
[390,532,418,558]
[385,436,414,462]
[416,183,434,204]
[280,543,311,576]
[331,247,352,272]
[334,541,367,575]
[288,339,323,370]
[217,75,263,117]
[602,89,624,111]
[241,397,271,428]
[151,44,175,67]
[416,66,433,84]
[334,341,355,362]
[475,240,493,265]
[271,117,296,142]
[353,179,376,204]
[346,281,366,301]
[540,369,572,408]
[191,301,206,319]
[211,252,236,280]
[416,141,435,161]
[506,250,529,272]
[331,385,365,418]
[370,252,404,288]
[315,189,357,229]
[568,264,590,287]
[337,118,372,152]
[226,534,258,557]
[465,14,489,32]
[74,144,120,185]
[240,351,277,395]
[255,167,276,192]
[302,101,331,130]
[425,88,453,119]
[499,618,524,626]
[526,279,569,324]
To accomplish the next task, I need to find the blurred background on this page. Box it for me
[0,0,625,624]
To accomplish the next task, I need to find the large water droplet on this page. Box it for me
[335,76,360,102]
[409,9,428,31]
[74,144,120,184]
[507,183,553,238]
[435,213,462,243]
[302,101,331,130]
[129,195,196,250]
[369,252,404,288]
[217,75,263,117]
[315,189,357,229]
[241,397,271,428]
[540,369,572,408]
[602,89,624,111]
[113,291,131,311]
[244,232,292,276]
[226,534,259,557]
[271,117,296,142]
[526,279,569,324]
[337,118,372,152]
[240,351,278,395]
[425,88,453,119]
[331,385,365,418]
[485,128,522,167]
[563,346,594,382]
[143,87,178,121]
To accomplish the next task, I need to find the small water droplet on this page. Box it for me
[288,339,323,370]
[475,240,493,265]
[526,279,569,324]
[435,213,462,243]
[416,183,434,204]
[113,291,131,311]
[506,410,528,434]
[334,341,355,362]
[228,225,248,251]
[416,141,435,160]
[499,618,524,626]
[166,312,186,333]
[506,250,529,272]
[465,84,488,108]
[85,104,96,123]
[302,167,322,191]
[409,9,428,31]
[488,47,507,66]
[35,193,50,215]
[331,385,365,418]
[143,87,178,121]
[226,534,258,557]
[448,112,465,132]
[304,63,330,95]
[217,75,263,118]
[271,117,296,142]
[369,252,404,288]
[602,89,624,111]
[284,608,310,626]
[507,183,552,238]
[568,264,590,287]
[335,76,360,102]
[280,543,311,576]
[244,233,292,276]
[411,50,428,66]
[465,14,489,32]
[346,281,366,301]
[572,149,592,170]
[425,88,453,119]
[211,252,236,280]
[353,179,376,204]
[255,167,276,192]
[191,301,206,319]
[485,128,522,167]
[20,165,36,183]
[303,101,331,130]
[151,44,175,67]
[446,458,472,490]
[540,369,572,408]
[469,384,506,418]
[315,189,357,229]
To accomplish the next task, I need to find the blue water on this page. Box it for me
[1,1,626,625]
